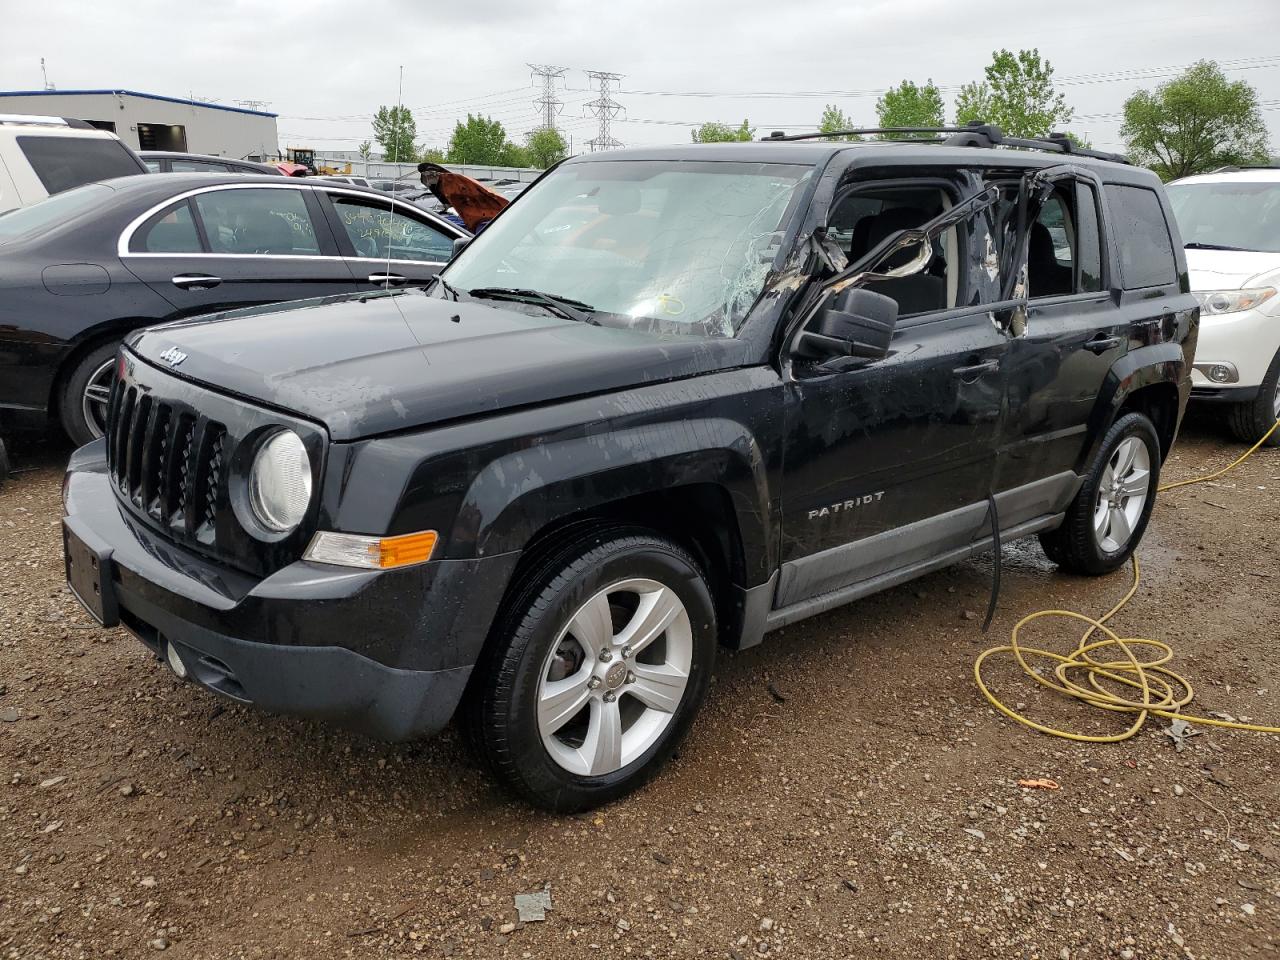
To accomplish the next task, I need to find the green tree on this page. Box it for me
[875,80,944,137]
[419,147,446,164]
[526,128,568,168]
[1121,60,1270,180]
[356,140,373,161]
[954,49,1073,138]
[818,104,861,141]
[499,142,532,168]
[691,119,754,143]
[953,81,995,127]
[446,114,511,165]
[372,105,417,163]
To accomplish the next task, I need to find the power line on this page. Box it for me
[584,70,625,152]
[598,55,1280,102]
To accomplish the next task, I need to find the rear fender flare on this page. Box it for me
[1081,342,1187,470]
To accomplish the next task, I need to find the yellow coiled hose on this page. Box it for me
[975,417,1280,742]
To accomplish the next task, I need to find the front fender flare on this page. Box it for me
[450,418,775,585]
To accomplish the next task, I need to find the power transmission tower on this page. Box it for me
[528,64,568,132]
[584,70,624,152]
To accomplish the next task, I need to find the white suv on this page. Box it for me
[0,115,147,214]
[1167,167,1280,446]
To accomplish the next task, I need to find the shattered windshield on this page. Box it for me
[442,159,814,337]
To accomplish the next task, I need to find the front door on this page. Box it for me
[120,184,357,318]
[777,178,1008,609]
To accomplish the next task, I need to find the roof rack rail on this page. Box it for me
[761,121,1130,165]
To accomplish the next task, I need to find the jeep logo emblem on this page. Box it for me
[159,347,187,367]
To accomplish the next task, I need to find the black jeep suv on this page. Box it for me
[62,126,1198,810]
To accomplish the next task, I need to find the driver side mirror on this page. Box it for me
[451,237,470,260]
[794,287,898,362]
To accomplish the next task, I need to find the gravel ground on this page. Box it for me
[2,418,1278,960]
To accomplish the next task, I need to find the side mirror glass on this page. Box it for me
[451,237,470,260]
[794,287,898,362]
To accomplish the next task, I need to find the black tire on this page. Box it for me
[59,342,120,447]
[465,528,716,812]
[1039,412,1162,576]
[1227,348,1280,447]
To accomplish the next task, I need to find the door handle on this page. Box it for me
[1084,335,1124,354]
[952,358,1000,380]
[367,273,408,286]
[171,274,222,290]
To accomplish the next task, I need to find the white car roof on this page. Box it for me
[1171,168,1280,186]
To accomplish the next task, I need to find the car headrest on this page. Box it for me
[597,184,641,216]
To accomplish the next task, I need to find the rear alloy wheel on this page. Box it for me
[1227,348,1280,447]
[1092,436,1152,554]
[467,530,716,812]
[59,342,121,447]
[1039,412,1161,575]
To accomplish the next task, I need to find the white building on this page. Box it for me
[0,89,278,159]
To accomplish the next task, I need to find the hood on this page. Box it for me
[1185,248,1280,291]
[127,290,751,441]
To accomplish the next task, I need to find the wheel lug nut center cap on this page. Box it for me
[603,661,628,690]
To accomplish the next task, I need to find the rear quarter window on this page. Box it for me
[1104,184,1177,289]
[17,135,146,195]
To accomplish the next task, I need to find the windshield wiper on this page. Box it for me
[428,274,460,300]
[465,287,599,325]
[1185,241,1253,252]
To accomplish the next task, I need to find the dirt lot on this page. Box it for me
[2,419,1279,960]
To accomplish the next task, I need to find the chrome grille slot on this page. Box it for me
[124,394,152,504]
[173,415,197,532]
[193,423,227,544]
[111,386,136,491]
[142,404,172,519]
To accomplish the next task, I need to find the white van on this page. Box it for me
[1167,167,1280,446]
[0,115,147,215]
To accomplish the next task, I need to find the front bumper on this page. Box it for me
[62,442,518,741]
[1190,305,1280,392]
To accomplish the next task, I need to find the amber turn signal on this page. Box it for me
[303,530,438,570]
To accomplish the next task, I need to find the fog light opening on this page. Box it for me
[165,640,189,680]
[1208,364,1232,384]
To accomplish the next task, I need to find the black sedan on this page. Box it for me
[0,173,469,444]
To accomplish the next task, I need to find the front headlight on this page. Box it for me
[248,430,312,533]
[1194,287,1276,316]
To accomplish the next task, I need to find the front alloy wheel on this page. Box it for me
[537,579,693,777]
[466,529,716,812]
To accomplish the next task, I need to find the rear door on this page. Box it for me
[316,188,464,289]
[120,183,357,317]
[996,175,1127,509]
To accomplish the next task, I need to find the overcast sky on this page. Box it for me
[3,0,1279,156]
